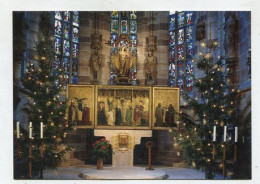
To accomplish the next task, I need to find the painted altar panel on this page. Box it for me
[95,85,152,129]
[152,87,180,129]
[66,85,95,128]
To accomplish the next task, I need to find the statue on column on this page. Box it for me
[144,36,157,85]
[90,34,103,84]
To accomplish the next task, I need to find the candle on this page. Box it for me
[40,122,43,139]
[223,126,227,142]
[213,126,216,142]
[235,127,238,143]
[17,122,20,139]
[29,122,32,139]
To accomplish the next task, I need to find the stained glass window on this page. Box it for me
[110,11,138,85]
[54,11,80,87]
[168,11,194,92]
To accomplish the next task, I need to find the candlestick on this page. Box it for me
[235,127,238,143]
[29,122,32,139]
[213,126,216,142]
[17,122,20,139]
[40,122,43,139]
[223,126,227,142]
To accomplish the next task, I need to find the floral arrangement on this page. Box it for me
[92,138,112,161]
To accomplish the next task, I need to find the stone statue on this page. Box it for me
[90,48,102,80]
[90,34,103,83]
[144,36,157,85]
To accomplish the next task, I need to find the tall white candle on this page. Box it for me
[29,122,32,139]
[235,127,238,143]
[40,122,43,139]
[213,126,216,142]
[17,122,20,139]
[223,126,227,142]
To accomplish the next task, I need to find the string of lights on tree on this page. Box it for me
[16,12,75,176]
[172,36,240,179]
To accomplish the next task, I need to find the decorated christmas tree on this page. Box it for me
[16,12,74,178]
[173,53,240,179]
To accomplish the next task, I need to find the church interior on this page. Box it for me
[13,11,251,180]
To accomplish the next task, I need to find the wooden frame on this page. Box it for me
[66,84,95,129]
[95,85,152,130]
[152,87,180,130]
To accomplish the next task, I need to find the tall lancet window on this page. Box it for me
[110,11,137,85]
[54,11,80,89]
[168,11,194,92]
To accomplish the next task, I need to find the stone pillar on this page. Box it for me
[78,12,92,84]
[94,130,152,167]
[156,12,169,86]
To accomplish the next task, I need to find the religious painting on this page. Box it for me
[95,85,152,129]
[152,87,180,129]
[66,85,95,128]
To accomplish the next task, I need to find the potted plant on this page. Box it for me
[92,138,112,170]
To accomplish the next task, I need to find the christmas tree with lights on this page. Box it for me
[174,53,240,179]
[17,12,74,178]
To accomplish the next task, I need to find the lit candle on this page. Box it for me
[40,122,43,139]
[213,126,216,142]
[235,127,238,143]
[223,126,227,142]
[17,122,20,139]
[29,122,32,139]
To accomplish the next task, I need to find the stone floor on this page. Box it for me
[43,165,208,180]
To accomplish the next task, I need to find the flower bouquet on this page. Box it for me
[92,138,111,169]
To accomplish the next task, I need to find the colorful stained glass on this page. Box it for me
[111,19,119,34]
[111,34,118,46]
[187,42,193,59]
[186,26,193,42]
[130,35,137,47]
[178,12,185,27]
[63,40,70,57]
[55,19,62,36]
[177,29,184,45]
[169,15,175,31]
[72,26,79,43]
[55,11,62,20]
[186,75,193,92]
[63,23,70,40]
[121,20,128,34]
[130,11,137,19]
[111,11,119,18]
[169,31,175,47]
[130,20,137,34]
[53,55,61,70]
[177,77,184,91]
[168,63,176,77]
[63,57,70,74]
[177,45,185,60]
[169,49,175,63]
[63,11,70,22]
[186,60,193,74]
[186,12,193,25]
[72,11,79,27]
[177,60,185,76]
[55,37,62,55]
[121,11,129,18]
[72,43,79,58]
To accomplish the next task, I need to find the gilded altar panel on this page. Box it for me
[95,85,152,129]
[66,85,95,128]
[152,87,180,129]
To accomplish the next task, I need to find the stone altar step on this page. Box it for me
[81,166,168,179]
